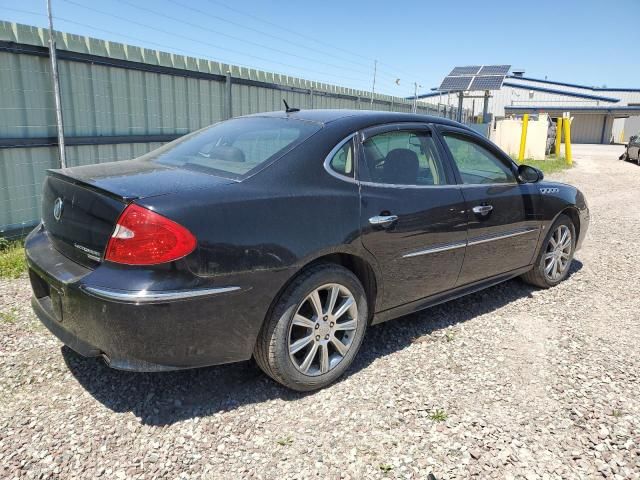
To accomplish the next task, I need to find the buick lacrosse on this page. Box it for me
[26,110,589,391]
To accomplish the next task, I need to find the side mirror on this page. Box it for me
[630,135,638,143]
[518,164,544,183]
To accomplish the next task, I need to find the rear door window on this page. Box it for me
[361,130,448,186]
[329,140,354,178]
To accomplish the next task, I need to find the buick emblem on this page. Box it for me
[53,197,64,221]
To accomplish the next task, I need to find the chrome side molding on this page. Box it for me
[403,226,539,258]
[82,285,241,304]
[402,241,466,258]
[467,226,539,246]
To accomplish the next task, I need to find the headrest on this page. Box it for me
[209,145,246,163]
[383,148,419,184]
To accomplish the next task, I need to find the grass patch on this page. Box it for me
[378,463,394,473]
[276,436,293,446]
[515,157,572,175]
[0,309,19,324]
[429,409,448,422]
[0,240,27,279]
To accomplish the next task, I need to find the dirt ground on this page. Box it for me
[1,144,638,479]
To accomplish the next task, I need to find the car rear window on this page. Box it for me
[146,117,321,179]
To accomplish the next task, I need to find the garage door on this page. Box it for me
[569,114,606,144]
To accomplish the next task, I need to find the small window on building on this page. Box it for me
[329,140,354,178]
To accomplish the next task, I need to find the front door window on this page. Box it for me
[442,135,516,185]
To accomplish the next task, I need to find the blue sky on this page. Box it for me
[2,0,637,97]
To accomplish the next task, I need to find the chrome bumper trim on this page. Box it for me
[82,285,241,304]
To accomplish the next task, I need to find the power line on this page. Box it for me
[1,7,371,91]
[56,16,369,89]
[2,5,415,96]
[202,0,416,81]
[115,0,384,80]
[201,0,377,70]
[162,0,401,83]
[1,6,45,20]
[60,0,373,88]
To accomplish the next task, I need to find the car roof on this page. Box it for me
[243,109,467,129]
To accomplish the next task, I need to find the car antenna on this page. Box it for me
[283,99,300,113]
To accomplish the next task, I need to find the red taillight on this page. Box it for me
[105,204,196,265]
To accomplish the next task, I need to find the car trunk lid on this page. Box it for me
[41,160,234,267]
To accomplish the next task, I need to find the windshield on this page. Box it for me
[145,117,321,179]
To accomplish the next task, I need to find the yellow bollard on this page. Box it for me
[518,114,529,163]
[555,118,562,157]
[563,117,572,165]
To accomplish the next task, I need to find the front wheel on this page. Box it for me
[254,264,368,391]
[521,214,576,288]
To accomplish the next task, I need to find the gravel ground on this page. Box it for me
[1,145,639,480]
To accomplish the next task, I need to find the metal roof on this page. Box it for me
[411,83,621,103]
[506,75,640,93]
[501,83,619,102]
[505,105,640,117]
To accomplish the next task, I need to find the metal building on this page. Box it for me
[416,71,640,144]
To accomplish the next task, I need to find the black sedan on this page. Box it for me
[26,110,589,391]
[620,134,640,165]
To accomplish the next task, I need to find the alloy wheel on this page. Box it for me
[288,283,358,376]
[543,224,572,281]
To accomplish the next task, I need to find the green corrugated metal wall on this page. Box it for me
[0,21,465,236]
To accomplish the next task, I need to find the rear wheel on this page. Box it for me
[254,264,368,391]
[521,214,576,288]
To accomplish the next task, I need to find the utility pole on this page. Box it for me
[47,0,66,168]
[482,90,490,124]
[370,59,377,106]
[412,82,418,113]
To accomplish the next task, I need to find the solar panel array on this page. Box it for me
[478,65,510,75]
[439,76,473,91]
[449,66,481,76]
[469,75,505,91]
[438,65,511,92]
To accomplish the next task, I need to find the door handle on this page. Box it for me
[369,215,398,228]
[472,205,493,216]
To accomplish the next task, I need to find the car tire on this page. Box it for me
[254,264,368,391]
[521,214,576,289]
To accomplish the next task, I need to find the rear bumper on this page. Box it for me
[26,226,264,372]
